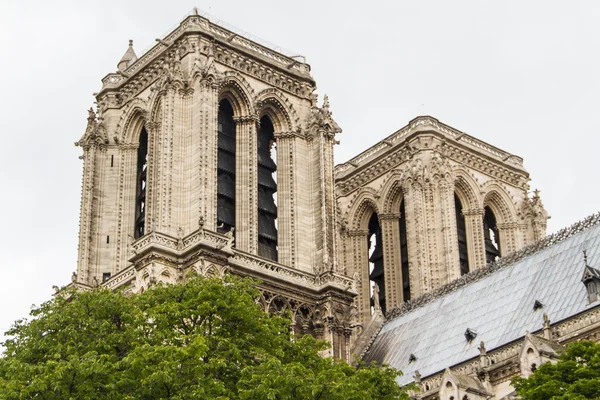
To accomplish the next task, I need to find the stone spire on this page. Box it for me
[117,40,138,72]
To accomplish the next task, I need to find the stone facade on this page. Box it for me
[71,10,551,367]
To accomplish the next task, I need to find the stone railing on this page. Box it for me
[335,116,524,178]
[102,266,136,290]
[109,13,307,90]
[229,250,354,292]
[131,229,230,255]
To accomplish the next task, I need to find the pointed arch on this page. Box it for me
[482,184,516,224]
[453,169,482,211]
[482,184,516,261]
[255,88,299,133]
[347,188,381,231]
[380,170,405,214]
[217,71,256,118]
[116,98,149,145]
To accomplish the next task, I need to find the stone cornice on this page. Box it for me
[127,228,355,295]
[335,116,526,188]
[98,15,315,105]
[335,135,528,197]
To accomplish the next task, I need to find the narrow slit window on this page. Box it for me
[368,213,385,314]
[483,206,500,263]
[455,194,470,275]
[217,99,236,233]
[134,128,148,239]
[399,200,410,301]
[257,115,277,261]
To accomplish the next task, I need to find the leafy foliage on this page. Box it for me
[0,275,409,399]
[512,340,600,400]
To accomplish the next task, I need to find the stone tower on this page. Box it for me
[335,117,548,325]
[72,11,548,360]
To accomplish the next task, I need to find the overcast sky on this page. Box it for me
[1,1,599,342]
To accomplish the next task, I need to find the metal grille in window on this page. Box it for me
[455,194,470,275]
[399,200,410,301]
[483,206,500,264]
[217,100,236,233]
[134,128,148,238]
[368,213,386,313]
[257,116,277,261]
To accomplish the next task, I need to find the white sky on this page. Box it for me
[1,1,599,341]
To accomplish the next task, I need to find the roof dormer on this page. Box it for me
[581,250,600,304]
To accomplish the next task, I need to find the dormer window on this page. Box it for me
[586,281,598,303]
[581,251,600,304]
[465,328,477,342]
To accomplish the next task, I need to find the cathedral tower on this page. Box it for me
[72,11,548,360]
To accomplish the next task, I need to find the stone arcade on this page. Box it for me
[70,10,600,398]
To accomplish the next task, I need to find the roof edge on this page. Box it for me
[385,211,600,321]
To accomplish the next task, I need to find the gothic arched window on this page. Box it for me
[217,99,236,233]
[257,115,277,261]
[483,206,500,263]
[134,127,148,238]
[455,194,470,275]
[368,213,386,313]
[399,200,410,301]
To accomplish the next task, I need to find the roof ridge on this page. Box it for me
[385,211,600,321]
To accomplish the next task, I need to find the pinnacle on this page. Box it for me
[117,39,138,72]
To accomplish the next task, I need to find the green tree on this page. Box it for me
[0,275,409,400]
[512,340,600,400]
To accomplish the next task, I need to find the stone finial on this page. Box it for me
[414,370,421,383]
[87,107,96,122]
[117,40,138,72]
[373,283,381,311]
[543,313,552,339]
[322,94,330,111]
[192,7,199,15]
[71,271,77,283]
[478,341,486,356]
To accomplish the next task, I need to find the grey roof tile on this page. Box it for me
[364,213,600,385]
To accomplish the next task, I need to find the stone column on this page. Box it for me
[379,213,402,310]
[233,116,257,253]
[193,80,219,232]
[114,144,137,274]
[403,180,427,298]
[438,178,460,283]
[178,87,194,235]
[497,222,519,256]
[77,144,97,284]
[273,131,296,267]
[463,207,486,269]
[344,229,370,324]
[153,85,179,235]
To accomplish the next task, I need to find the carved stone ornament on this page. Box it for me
[306,94,341,139]
[75,107,109,147]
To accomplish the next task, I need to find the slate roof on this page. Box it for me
[364,212,600,386]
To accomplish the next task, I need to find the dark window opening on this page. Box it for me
[217,99,236,234]
[368,213,385,314]
[111,154,114,167]
[483,206,500,263]
[455,194,470,275]
[257,115,277,261]
[399,200,410,301]
[134,128,148,239]
[106,235,110,244]
[102,272,111,282]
